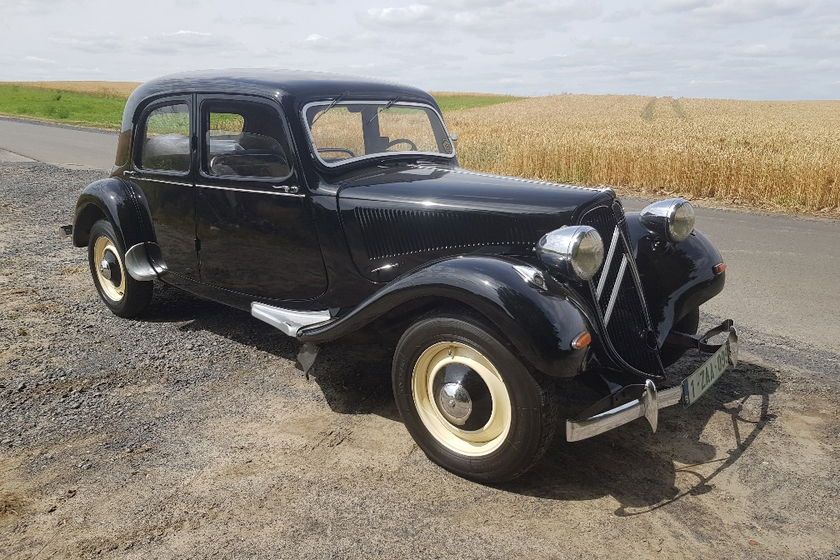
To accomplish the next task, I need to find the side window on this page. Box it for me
[139,103,190,173]
[203,100,291,179]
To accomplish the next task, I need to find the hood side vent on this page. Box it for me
[355,207,539,260]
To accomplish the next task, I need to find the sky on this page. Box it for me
[1,0,838,99]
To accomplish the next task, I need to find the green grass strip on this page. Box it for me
[0,85,125,129]
[433,94,525,112]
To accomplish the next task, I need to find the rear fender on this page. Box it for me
[73,178,154,249]
[297,256,591,377]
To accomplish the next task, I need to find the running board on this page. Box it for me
[250,302,331,338]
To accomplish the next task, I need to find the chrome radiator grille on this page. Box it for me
[579,202,665,377]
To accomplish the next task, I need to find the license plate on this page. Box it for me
[682,340,733,406]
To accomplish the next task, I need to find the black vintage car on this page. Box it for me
[70,69,738,482]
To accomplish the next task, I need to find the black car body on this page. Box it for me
[71,70,738,482]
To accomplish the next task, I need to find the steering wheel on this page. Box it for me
[317,147,356,158]
[384,138,418,151]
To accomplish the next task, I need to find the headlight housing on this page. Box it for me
[640,198,695,242]
[537,225,604,281]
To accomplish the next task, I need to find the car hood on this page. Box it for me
[337,164,614,282]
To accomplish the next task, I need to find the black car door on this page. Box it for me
[193,94,328,300]
[130,97,199,279]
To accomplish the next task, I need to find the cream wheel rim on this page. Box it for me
[93,235,126,302]
[411,341,512,457]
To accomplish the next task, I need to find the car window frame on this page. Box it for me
[197,94,297,185]
[301,99,456,169]
[133,96,194,177]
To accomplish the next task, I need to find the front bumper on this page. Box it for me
[566,320,739,442]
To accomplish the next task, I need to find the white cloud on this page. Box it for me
[653,0,809,23]
[362,4,433,25]
[358,0,600,37]
[49,34,124,54]
[137,30,239,54]
[24,55,57,65]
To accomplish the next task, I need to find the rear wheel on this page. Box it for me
[87,219,152,318]
[392,314,559,483]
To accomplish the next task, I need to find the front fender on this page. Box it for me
[297,256,590,377]
[625,212,725,345]
[73,178,154,248]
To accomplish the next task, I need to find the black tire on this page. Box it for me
[660,307,700,367]
[392,314,559,483]
[87,219,152,318]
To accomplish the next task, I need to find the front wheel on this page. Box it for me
[392,314,559,483]
[87,219,153,318]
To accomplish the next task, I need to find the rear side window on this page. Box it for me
[139,103,190,173]
[203,99,292,179]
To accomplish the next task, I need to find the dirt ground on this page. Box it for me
[1,163,838,559]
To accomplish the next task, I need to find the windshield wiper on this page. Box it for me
[367,97,400,124]
[311,93,345,126]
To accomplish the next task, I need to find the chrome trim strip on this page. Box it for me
[195,183,305,197]
[596,226,621,298]
[602,255,627,326]
[251,302,331,338]
[136,176,191,187]
[301,100,456,169]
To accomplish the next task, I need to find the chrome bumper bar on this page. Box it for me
[566,380,683,442]
[566,321,738,442]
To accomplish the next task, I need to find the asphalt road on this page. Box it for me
[2,116,838,354]
[0,117,117,169]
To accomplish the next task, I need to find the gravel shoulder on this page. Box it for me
[1,163,838,559]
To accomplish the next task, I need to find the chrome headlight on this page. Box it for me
[537,225,604,281]
[640,198,695,242]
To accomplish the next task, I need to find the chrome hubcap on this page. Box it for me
[99,258,113,280]
[437,382,472,426]
[98,250,121,286]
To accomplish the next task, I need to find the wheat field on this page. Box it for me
[446,95,840,214]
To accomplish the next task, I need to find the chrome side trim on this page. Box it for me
[124,242,167,281]
[135,176,192,187]
[251,302,331,338]
[195,183,306,197]
[602,255,627,326]
[596,226,620,298]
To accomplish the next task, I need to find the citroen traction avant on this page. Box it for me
[68,70,738,482]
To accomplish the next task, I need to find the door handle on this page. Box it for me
[272,185,299,194]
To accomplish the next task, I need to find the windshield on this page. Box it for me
[303,101,455,166]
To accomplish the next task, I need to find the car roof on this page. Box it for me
[123,68,438,127]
